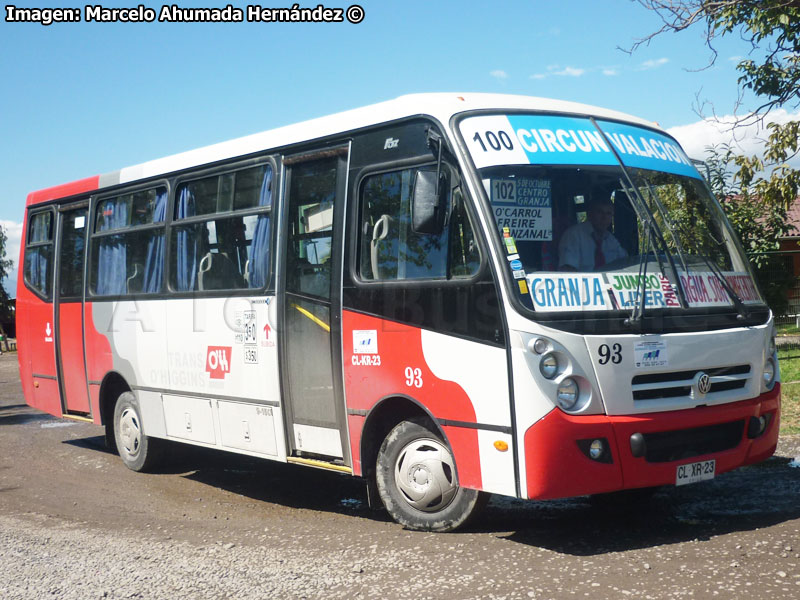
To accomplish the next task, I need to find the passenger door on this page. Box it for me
[22,208,60,415]
[55,204,91,415]
[279,148,349,460]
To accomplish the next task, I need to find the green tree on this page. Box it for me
[633,0,800,314]
[632,1,799,119]
[0,224,14,351]
[703,141,798,313]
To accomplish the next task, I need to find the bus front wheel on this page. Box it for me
[375,419,485,532]
[113,392,161,472]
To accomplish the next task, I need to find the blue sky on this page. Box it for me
[1,0,793,295]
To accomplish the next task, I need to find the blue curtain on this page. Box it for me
[175,187,198,291]
[248,167,272,288]
[96,200,129,295]
[142,189,167,293]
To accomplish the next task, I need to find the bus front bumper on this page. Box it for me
[522,384,781,500]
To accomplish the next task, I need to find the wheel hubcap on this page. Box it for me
[394,438,458,512]
[119,407,142,460]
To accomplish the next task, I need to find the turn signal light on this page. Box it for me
[494,440,509,452]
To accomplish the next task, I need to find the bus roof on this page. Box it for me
[26,93,660,206]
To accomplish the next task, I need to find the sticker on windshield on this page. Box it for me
[723,272,761,304]
[527,273,611,312]
[634,340,668,368]
[679,273,734,308]
[607,273,681,309]
[489,178,552,241]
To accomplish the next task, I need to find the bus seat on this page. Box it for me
[127,263,144,293]
[370,214,393,280]
[198,252,244,290]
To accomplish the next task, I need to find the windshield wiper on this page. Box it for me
[683,243,750,320]
[638,179,749,320]
[626,217,653,328]
[590,117,689,328]
[637,181,690,275]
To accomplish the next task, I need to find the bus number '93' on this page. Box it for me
[598,343,622,365]
[473,131,514,152]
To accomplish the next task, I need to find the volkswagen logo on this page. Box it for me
[696,372,712,395]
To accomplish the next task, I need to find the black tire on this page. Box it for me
[375,419,486,532]
[113,391,162,472]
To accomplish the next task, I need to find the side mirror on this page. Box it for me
[411,169,448,234]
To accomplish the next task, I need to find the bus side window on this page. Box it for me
[24,210,54,299]
[170,164,272,292]
[448,187,481,278]
[91,187,167,296]
[359,167,479,281]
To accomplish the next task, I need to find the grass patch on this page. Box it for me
[778,349,800,383]
[776,323,800,336]
[779,382,800,435]
[779,349,800,435]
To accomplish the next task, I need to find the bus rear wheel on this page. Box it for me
[113,392,161,472]
[375,419,485,532]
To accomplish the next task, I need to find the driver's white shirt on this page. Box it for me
[558,221,627,271]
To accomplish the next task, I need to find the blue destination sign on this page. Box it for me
[463,114,702,180]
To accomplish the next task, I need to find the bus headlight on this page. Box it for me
[540,353,558,379]
[557,378,579,411]
[763,357,776,389]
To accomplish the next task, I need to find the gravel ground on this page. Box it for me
[2,352,800,599]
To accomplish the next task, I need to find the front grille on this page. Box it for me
[631,365,751,401]
[643,420,745,463]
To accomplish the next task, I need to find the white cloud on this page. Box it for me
[532,65,587,79]
[490,69,509,80]
[638,58,669,70]
[0,220,22,297]
[552,66,585,77]
[602,67,619,76]
[667,109,800,169]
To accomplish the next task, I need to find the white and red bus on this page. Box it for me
[17,94,780,531]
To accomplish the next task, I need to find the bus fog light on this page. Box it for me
[589,439,604,460]
[533,338,549,354]
[747,415,769,439]
[540,353,558,379]
[763,358,776,388]
[556,378,579,410]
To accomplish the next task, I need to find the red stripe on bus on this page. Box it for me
[26,175,100,206]
[341,310,481,488]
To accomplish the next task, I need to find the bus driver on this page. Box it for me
[558,197,626,272]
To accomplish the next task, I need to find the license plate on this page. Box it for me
[676,459,716,486]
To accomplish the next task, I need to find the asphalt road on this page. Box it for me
[1,352,800,599]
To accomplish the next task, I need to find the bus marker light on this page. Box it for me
[494,440,509,452]
[747,415,769,439]
[589,439,604,460]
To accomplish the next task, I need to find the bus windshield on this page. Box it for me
[459,113,764,315]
